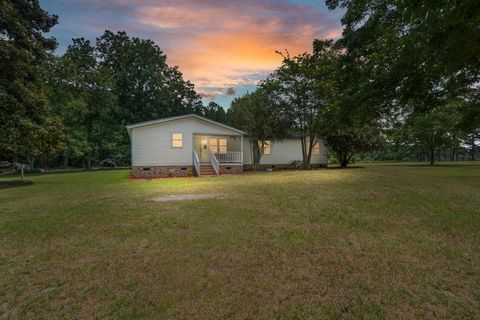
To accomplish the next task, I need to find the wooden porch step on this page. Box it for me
[199,164,216,176]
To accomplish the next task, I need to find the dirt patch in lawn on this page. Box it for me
[153,194,224,202]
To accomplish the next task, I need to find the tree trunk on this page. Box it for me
[304,140,313,170]
[429,147,435,165]
[300,135,308,169]
[251,139,262,171]
[87,153,92,170]
[64,153,69,169]
[336,151,350,168]
[27,156,35,170]
[471,137,476,161]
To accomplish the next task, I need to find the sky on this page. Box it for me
[41,0,343,108]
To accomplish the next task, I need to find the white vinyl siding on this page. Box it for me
[243,138,327,165]
[131,117,242,166]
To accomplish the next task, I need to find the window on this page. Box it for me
[262,141,271,155]
[209,138,218,152]
[219,138,227,153]
[210,138,227,153]
[172,132,183,148]
[307,142,320,155]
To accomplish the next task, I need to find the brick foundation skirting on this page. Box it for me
[219,164,243,174]
[132,163,326,178]
[243,163,327,171]
[132,166,193,178]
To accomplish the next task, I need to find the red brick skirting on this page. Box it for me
[219,164,243,174]
[131,163,326,178]
[243,163,327,171]
[132,166,193,178]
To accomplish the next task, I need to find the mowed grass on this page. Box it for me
[1,163,479,319]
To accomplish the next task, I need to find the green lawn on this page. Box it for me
[1,163,479,319]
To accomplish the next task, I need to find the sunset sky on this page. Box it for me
[41,0,343,108]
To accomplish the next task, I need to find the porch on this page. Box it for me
[192,134,243,176]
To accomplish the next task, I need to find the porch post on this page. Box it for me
[240,135,243,163]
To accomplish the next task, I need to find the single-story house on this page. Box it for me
[126,114,327,178]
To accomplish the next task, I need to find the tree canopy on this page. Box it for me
[0,0,61,162]
[263,40,340,168]
[2,0,478,170]
[327,0,480,123]
[228,90,288,169]
[42,30,205,168]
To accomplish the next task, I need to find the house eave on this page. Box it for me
[125,114,246,135]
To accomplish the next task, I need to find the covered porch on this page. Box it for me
[192,134,243,176]
[193,134,243,164]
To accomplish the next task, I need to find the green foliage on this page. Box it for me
[0,0,62,162]
[43,38,119,168]
[203,101,227,123]
[228,90,287,168]
[263,40,340,169]
[42,30,205,168]
[323,0,480,165]
[326,126,383,168]
[327,0,480,126]
[96,31,203,124]
[401,105,467,165]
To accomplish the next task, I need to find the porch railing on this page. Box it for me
[193,150,201,177]
[213,151,243,163]
[209,152,220,175]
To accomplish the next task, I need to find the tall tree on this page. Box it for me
[326,0,480,124]
[96,30,203,125]
[44,38,119,169]
[228,90,288,169]
[265,40,339,169]
[403,105,461,165]
[314,38,385,168]
[0,0,61,162]
[203,101,227,123]
[43,31,204,168]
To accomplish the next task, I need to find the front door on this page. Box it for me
[199,137,209,162]
[195,136,228,162]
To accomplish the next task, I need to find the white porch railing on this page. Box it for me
[193,150,201,177]
[209,152,220,175]
[213,151,243,163]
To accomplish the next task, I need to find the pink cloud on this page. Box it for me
[63,0,343,101]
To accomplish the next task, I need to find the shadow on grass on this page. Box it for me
[0,167,130,178]
[386,162,480,168]
[0,180,33,189]
[326,165,365,170]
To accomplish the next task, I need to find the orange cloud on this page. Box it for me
[133,0,342,100]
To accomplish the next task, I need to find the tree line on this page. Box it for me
[1,1,226,169]
[1,0,479,170]
[227,1,479,167]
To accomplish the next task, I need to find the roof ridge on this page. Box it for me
[126,114,245,135]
